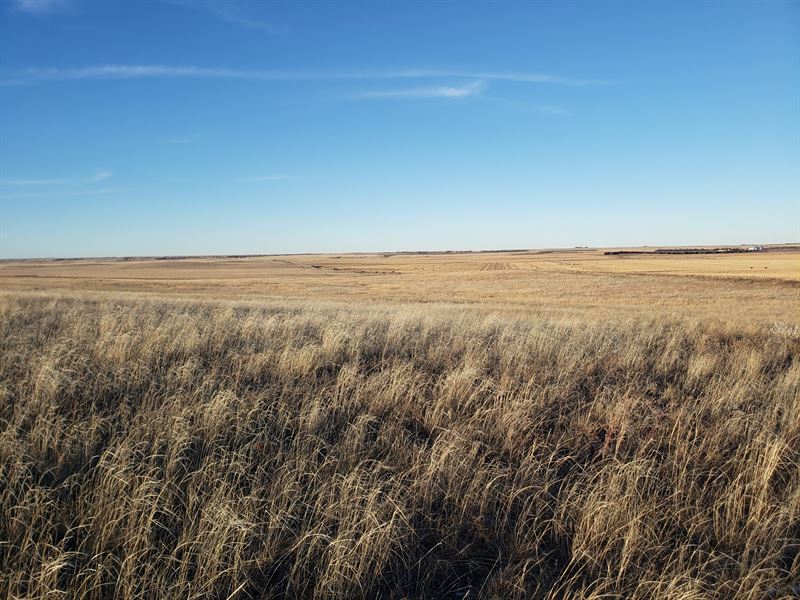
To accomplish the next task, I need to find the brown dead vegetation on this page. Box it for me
[1,292,798,599]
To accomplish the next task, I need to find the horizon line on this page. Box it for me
[1,242,795,262]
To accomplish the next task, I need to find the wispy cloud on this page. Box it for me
[12,0,69,15]
[0,170,112,186]
[1,65,614,87]
[460,71,610,86]
[164,0,283,33]
[353,80,485,100]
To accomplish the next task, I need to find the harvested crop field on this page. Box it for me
[1,246,798,323]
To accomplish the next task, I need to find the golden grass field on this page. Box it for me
[1,246,799,323]
[1,246,799,599]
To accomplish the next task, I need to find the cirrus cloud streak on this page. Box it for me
[0,65,615,87]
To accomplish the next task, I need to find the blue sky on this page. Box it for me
[0,0,798,258]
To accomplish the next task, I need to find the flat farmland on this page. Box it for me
[1,246,798,324]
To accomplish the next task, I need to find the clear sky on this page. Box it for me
[0,0,798,258]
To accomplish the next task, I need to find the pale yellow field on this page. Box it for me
[1,246,798,324]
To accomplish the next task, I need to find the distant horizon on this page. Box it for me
[2,240,797,262]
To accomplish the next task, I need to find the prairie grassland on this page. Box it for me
[1,289,798,599]
[1,248,798,324]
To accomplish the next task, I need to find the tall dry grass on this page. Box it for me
[0,293,798,599]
